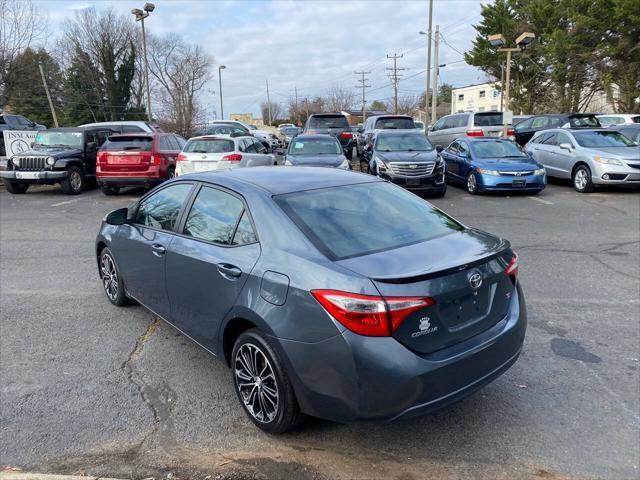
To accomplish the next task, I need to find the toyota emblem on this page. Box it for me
[468,271,483,290]
[409,164,417,169]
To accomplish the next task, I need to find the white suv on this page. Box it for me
[176,135,275,176]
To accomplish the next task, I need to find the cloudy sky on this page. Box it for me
[35,0,490,120]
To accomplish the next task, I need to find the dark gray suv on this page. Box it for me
[96,167,526,432]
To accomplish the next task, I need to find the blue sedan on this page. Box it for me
[442,138,546,194]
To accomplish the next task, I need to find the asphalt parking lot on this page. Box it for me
[1,171,638,480]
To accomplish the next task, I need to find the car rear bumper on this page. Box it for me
[0,170,68,183]
[98,177,165,187]
[277,283,527,423]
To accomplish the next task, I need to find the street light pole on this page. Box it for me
[132,3,155,123]
[218,65,226,120]
[430,25,440,125]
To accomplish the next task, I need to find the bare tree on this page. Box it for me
[325,84,355,112]
[386,95,421,116]
[0,0,46,105]
[260,101,282,125]
[148,33,213,137]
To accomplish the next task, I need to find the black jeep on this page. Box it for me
[0,126,113,195]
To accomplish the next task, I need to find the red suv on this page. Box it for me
[96,133,186,195]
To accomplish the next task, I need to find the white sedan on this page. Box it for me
[176,135,276,176]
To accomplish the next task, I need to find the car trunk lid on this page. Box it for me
[336,229,516,353]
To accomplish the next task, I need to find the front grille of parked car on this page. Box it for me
[389,162,435,177]
[498,170,534,176]
[16,157,46,171]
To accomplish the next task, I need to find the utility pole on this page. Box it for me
[425,0,433,123]
[386,53,405,114]
[266,79,272,126]
[354,71,371,124]
[430,26,440,125]
[500,61,505,112]
[38,63,58,127]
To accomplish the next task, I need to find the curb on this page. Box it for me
[0,473,127,480]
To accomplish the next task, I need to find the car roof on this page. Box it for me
[292,133,339,140]
[463,137,515,143]
[189,135,243,141]
[375,130,425,136]
[46,126,109,132]
[183,167,378,195]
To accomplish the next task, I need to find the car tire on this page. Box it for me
[232,329,303,434]
[101,185,120,196]
[466,172,479,195]
[572,165,594,193]
[99,247,129,307]
[60,166,84,195]
[4,180,29,194]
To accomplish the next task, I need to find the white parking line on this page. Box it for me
[51,199,79,207]
[530,196,553,205]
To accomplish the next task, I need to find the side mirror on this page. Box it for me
[436,145,444,153]
[559,142,572,151]
[357,128,363,133]
[105,207,128,226]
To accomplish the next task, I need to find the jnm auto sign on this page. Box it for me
[2,130,37,158]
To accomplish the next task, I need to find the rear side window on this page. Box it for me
[122,125,145,133]
[0,116,6,125]
[632,116,640,124]
[373,117,415,129]
[183,187,255,245]
[308,115,349,129]
[276,182,464,260]
[569,116,600,127]
[101,136,153,151]
[454,114,470,128]
[532,117,550,129]
[184,139,234,153]
[474,113,503,126]
[135,183,193,231]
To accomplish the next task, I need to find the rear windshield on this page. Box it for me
[184,139,234,153]
[474,113,503,126]
[633,116,640,124]
[569,116,600,127]
[289,138,342,155]
[472,140,528,158]
[283,127,299,135]
[572,131,635,147]
[308,115,349,129]
[275,182,464,260]
[374,117,415,129]
[101,136,152,151]
[375,134,434,152]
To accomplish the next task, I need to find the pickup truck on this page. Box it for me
[0,126,114,195]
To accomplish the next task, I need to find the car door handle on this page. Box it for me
[217,263,242,279]
[151,243,166,256]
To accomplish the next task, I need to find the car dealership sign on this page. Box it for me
[2,130,37,158]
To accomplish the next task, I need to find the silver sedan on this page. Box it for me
[525,128,640,192]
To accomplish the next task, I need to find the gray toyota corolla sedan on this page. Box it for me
[96,167,526,433]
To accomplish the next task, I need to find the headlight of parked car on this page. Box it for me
[534,168,545,175]
[46,156,55,166]
[338,158,350,169]
[477,168,500,176]
[593,155,622,165]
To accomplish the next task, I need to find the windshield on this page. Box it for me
[308,115,349,129]
[374,117,415,129]
[276,182,464,260]
[283,127,299,135]
[375,134,434,152]
[34,131,83,148]
[101,136,152,151]
[289,138,342,155]
[573,131,635,147]
[472,140,528,158]
[184,139,234,153]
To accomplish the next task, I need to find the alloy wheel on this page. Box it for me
[100,253,118,301]
[70,171,82,192]
[234,343,279,423]
[574,168,588,190]
[467,173,477,193]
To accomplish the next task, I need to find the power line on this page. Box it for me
[354,71,371,121]
[386,53,406,114]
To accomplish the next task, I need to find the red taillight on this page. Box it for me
[310,289,435,337]
[506,128,515,137]
[176,153,187,162]
[505,252,519,279]
[339,132,353,140]
[151,154,161,165]
[223,153,242,162]
[97,151,107,165]
[466,129,484,137]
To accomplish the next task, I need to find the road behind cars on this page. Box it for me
[0,182,638,479]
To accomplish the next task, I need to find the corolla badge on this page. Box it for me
[411,316,439,338]
[468,270,483,290]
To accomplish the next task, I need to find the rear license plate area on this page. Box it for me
[439,287,493,330]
